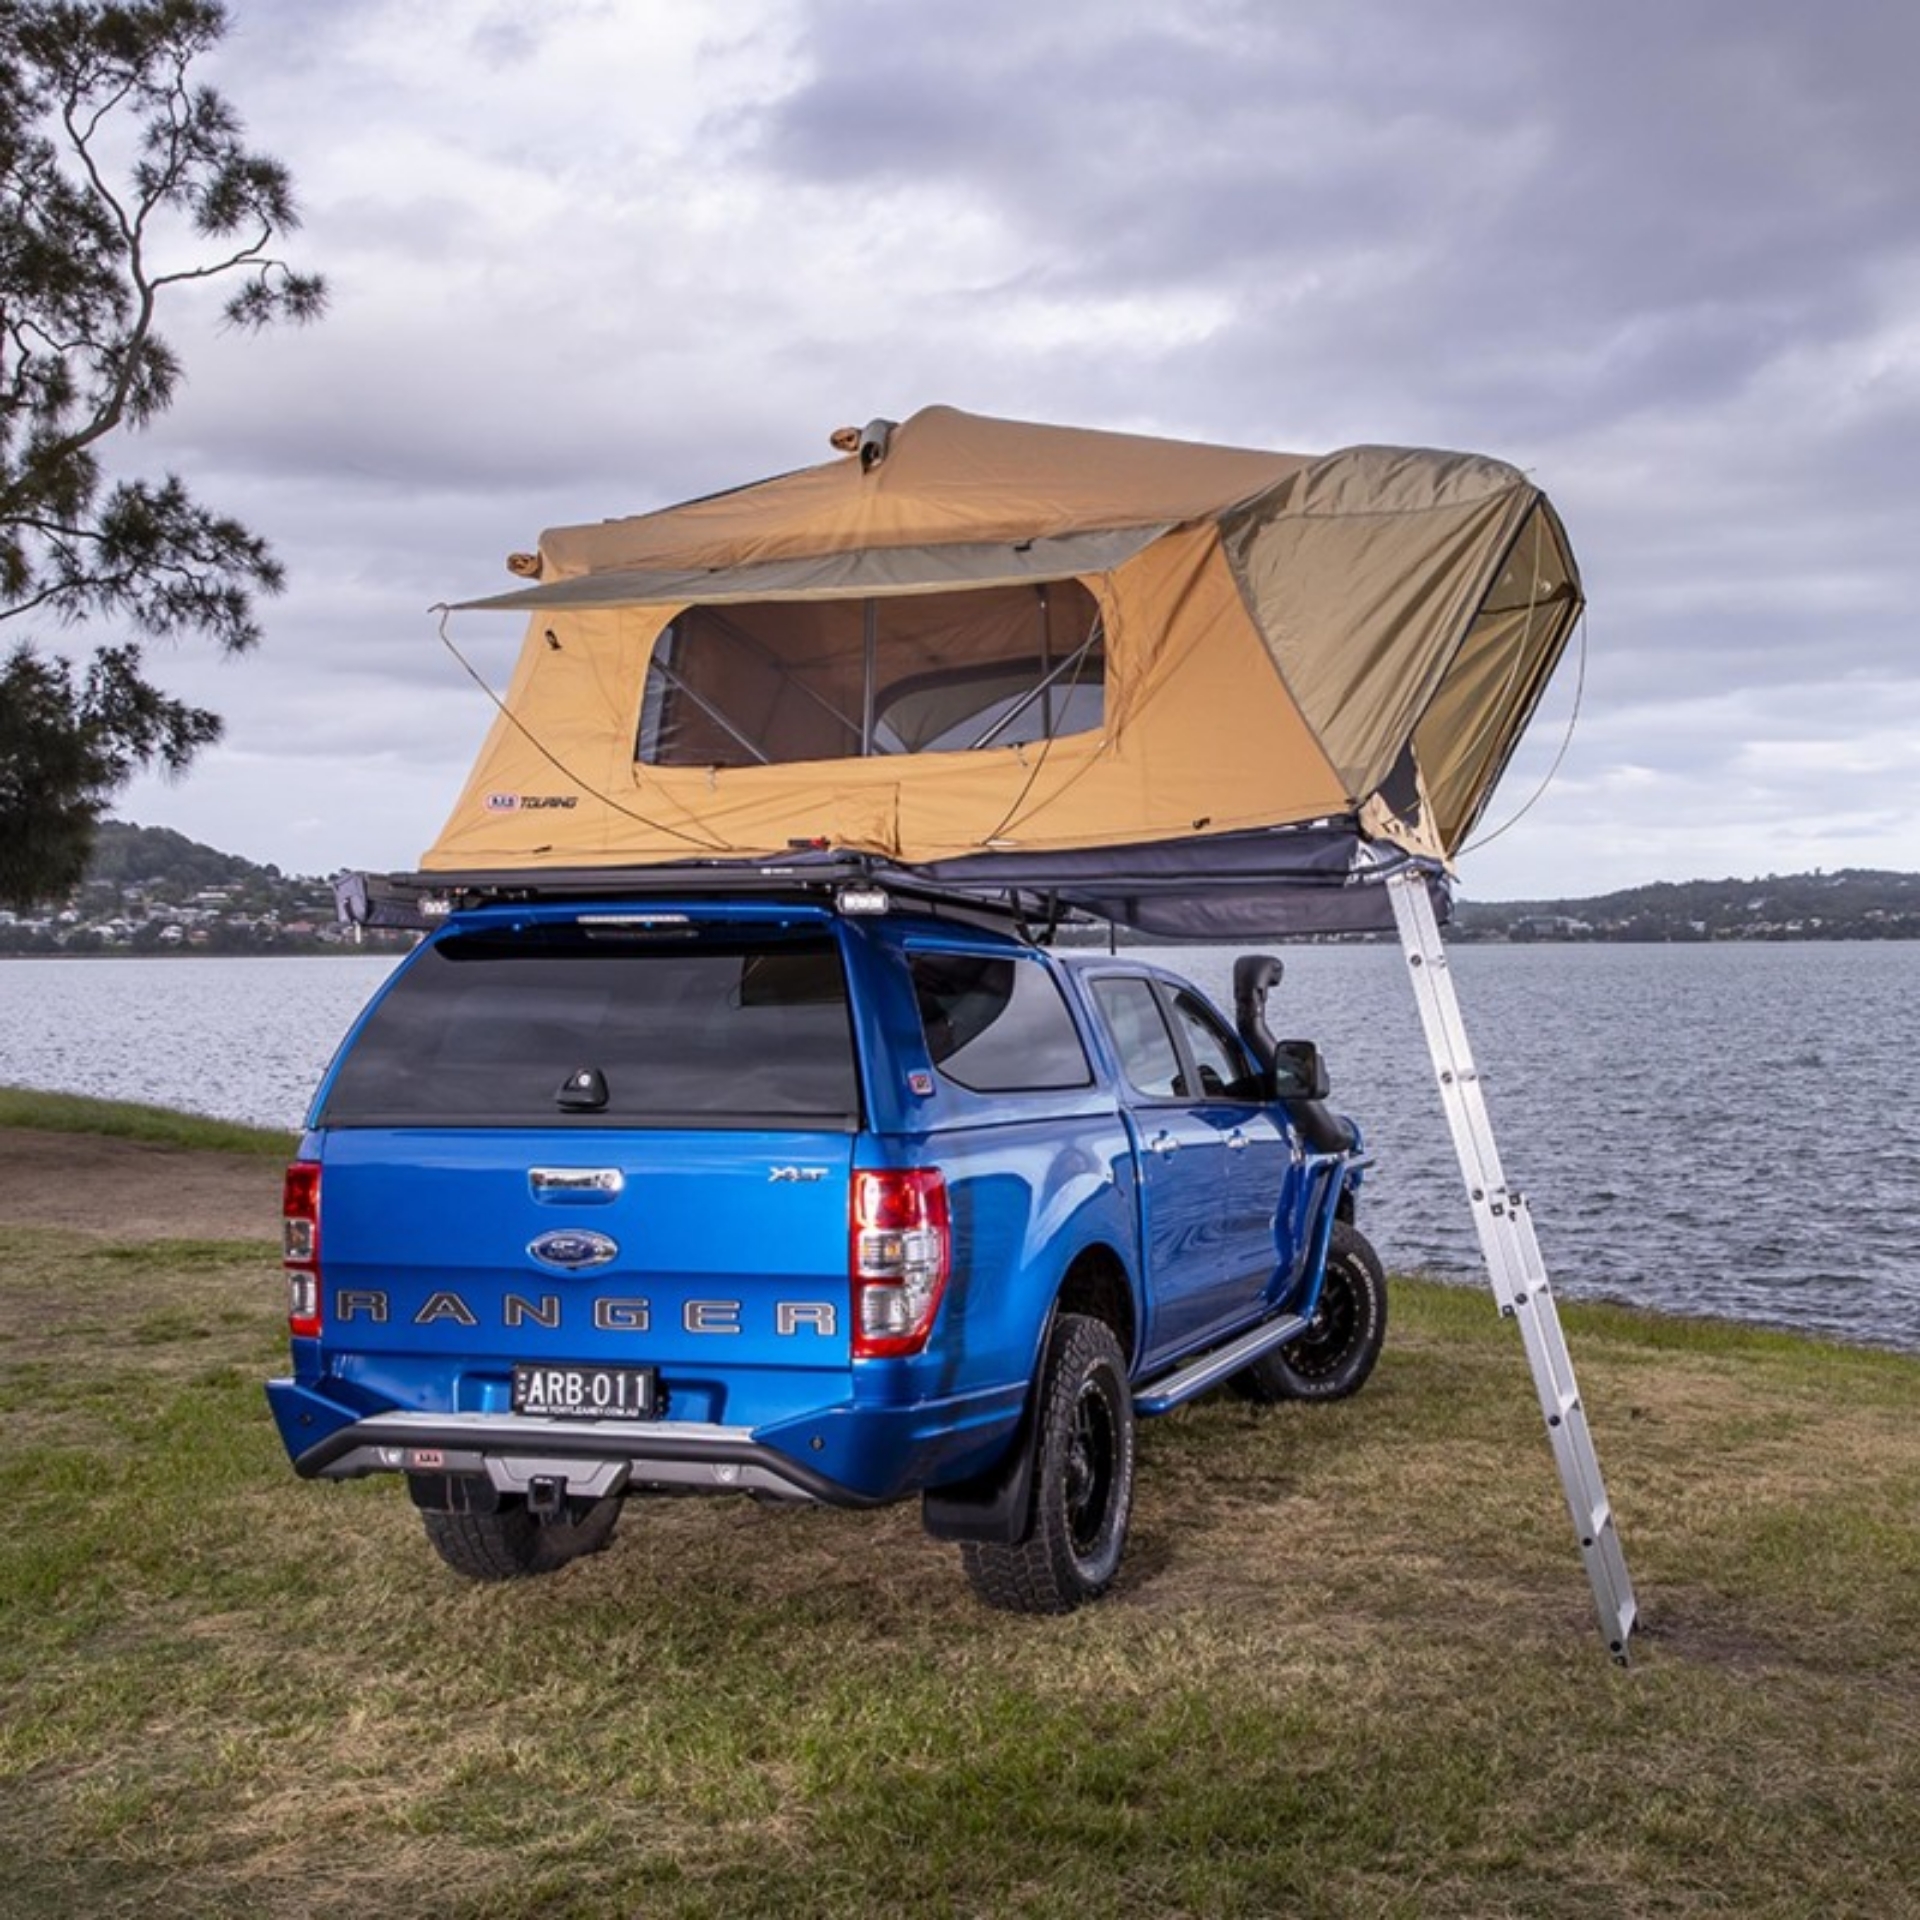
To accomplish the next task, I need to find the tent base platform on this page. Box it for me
[340,824,1451,942]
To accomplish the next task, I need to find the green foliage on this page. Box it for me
[0,1082,295,1153]
[2,1227,1918,1917]
[0,0,326,908]
[0,641,220,907]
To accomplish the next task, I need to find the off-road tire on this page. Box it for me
[1233,1219,1387,1403]
[961,1313,1135,1614]
[419,1495,621,1581]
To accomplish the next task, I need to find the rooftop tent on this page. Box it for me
[425,406,1582,935]
[409,407,1638,1658]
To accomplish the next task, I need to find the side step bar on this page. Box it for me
[1134,1311,1309,1416]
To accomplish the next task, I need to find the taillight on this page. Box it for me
[851,1169,951,1358]
[282,1161,322,1339]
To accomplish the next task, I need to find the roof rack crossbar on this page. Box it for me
[333,860,1064,937]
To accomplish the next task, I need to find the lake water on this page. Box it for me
[2,942,1915,1353]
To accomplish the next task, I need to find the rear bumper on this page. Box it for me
[299,1407,882,1506]
[267,1376,1022,1508]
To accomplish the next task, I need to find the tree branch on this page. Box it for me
[1,0,327,702]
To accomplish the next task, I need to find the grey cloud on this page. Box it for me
[757,0,1917,450]
[83,1,1920,889]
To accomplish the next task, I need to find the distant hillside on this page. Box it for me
[0,823,363,955]
[8,823,1916,948]
[1454,869,1920,941]
[82,822,316,898]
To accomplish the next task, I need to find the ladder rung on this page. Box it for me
[1389,866,1635,1664]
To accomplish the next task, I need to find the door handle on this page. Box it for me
[529,1167,625,1202]
[1150,1130,1180,1156]
[1227,1130,1250,1152]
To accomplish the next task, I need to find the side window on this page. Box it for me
[909,951,1091,1093]
[1090,977,1185,1100]
[1169,989,1256,1100]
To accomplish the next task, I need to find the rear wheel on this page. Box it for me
[419,1494,621,1581]
[1233,1219,1387,1403]
[962,1313,1135,1614]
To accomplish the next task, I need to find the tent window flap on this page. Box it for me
[635,580,1105,769]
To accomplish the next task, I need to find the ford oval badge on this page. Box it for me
[528,1229,619,1271]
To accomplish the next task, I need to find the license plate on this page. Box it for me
[512,1363,658,1421]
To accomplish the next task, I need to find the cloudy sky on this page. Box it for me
[88,0,1920,900]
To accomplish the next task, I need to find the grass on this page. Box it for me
[0,1084,297,1158]
[1,1168,1917,1914]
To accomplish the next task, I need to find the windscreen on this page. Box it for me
[319,931,860,1129]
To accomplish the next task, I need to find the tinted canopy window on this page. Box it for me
[321,933,859,1128]
[636,580,1104,768]
[909,950,1091,1094]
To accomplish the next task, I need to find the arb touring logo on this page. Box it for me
[485,793,578,812]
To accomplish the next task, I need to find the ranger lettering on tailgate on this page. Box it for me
[333,1288,839,1334]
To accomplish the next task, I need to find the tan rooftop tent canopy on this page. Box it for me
[425,406,1582,935]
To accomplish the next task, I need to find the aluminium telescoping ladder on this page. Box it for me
[1386,867,1637,1662]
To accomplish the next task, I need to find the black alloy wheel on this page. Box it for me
[1232,1219,1388,1404]
[961,1312,1137,1614]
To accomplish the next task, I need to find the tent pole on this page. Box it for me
[1385,868,1638,1663]
[861,601,878,755]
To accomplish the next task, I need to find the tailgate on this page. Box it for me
[312,1126,855,1428]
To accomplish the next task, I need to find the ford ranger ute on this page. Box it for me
[267,882,1385,1612]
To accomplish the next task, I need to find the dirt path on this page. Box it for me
[0,1127,283,1241]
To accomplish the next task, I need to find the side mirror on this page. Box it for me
[1269,1038,1329,1102]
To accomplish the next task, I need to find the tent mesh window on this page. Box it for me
[634,581,1104,768]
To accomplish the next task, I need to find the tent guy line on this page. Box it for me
[432,609,732,854]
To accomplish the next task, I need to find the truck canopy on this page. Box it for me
[426,406,1582,935]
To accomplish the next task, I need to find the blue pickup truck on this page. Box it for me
[267,882,1384,1612]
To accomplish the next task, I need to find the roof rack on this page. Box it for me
[333,859,1076,941]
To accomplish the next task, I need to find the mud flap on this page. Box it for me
[919,1402,1039,1546]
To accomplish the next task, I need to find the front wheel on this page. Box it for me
[961,1313,1136,1614]
[419,1494,622,1581]
[1233,1219,1387,1403]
